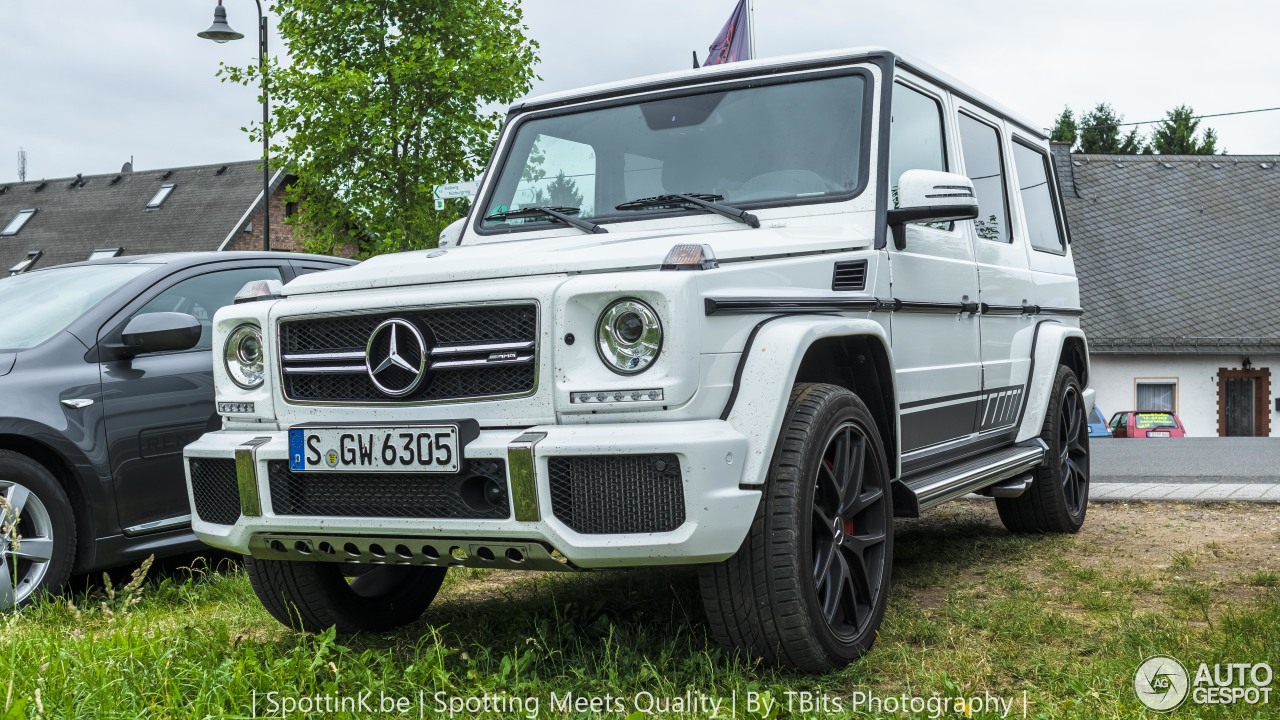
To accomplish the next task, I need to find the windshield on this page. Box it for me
[480,72,869,233]
[0,264,150,350]
[1135,412,1179,430]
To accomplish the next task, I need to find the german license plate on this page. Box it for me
[288,426,459,473]
[1146,431,1171,438]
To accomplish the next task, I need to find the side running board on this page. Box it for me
[893,440,1047,517]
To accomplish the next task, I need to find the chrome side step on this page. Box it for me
[895,440,1047,517]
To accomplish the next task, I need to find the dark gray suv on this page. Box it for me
[0,252,353,607]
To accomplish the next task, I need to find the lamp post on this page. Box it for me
[199,0,272,252]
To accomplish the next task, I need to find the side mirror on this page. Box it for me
[438,218,465,248]
[887,169,980,250]
[119,312,202,357]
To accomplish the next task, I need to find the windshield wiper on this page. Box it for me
[483,206,607,234]
[615,193,760,228]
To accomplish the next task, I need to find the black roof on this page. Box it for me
[0,160,280,274]
[1057,148,1280,353]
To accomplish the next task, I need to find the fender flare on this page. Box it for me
[0,417,110,570]
[1014,322,1091,442]
[723,316,897,487]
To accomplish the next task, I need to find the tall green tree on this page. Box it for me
[220,0,539,256]
[1050,106,1077,148]
[1151,105,1220,154]
[1078,103,1146,154]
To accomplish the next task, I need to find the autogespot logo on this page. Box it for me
[1135,656,1190,711]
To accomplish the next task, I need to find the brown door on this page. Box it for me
[1224,378,1255,437]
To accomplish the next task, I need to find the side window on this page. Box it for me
[510,134,597,216]
[957,113,1011,243]
[135,267,283,350]
[1012,139,1066,252]
[888,83,947,200]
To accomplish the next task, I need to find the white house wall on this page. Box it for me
[1089,354,1279,437]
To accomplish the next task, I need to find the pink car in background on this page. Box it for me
[1108,411,1187,438]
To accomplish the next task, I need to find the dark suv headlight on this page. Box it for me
[596,299,662,375]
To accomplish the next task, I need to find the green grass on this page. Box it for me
[3,504,1278,719]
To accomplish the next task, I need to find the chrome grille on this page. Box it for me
[279,304,537,403]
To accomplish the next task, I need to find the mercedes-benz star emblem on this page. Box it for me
[365,318,428,397]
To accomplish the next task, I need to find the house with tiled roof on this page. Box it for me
[1053,143,1280,436]
[0,159,306,274]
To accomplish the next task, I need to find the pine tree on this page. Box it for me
[1152,105,1219,155]
[1050,106,1078,148]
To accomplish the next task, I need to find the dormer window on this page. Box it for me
[8,250,42,275]
[1,208,36,236]
[146,184,176,209]
[89,247,124,260]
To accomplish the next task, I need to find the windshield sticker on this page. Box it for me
[1135,413,1176,429]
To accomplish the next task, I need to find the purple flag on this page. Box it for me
[703,0,751,66]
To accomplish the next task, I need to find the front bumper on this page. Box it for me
[183,420,758,569]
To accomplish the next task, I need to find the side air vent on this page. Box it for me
[832,260,867,291]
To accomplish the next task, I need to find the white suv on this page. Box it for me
[184,47,1092,672]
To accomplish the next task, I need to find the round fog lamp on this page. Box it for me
[597,299,662,375]
[225,324,265,389]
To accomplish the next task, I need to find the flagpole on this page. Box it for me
[747,0,757,59]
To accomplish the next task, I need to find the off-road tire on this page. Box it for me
[245,557,446,634]
[997,365,1090,533]
[0,449,77,609]
[699,383,894,672]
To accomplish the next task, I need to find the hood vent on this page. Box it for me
[832,260,867,291]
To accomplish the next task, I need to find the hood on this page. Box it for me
[284,221,874,296]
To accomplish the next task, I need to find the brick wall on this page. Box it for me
[225,183,301,252]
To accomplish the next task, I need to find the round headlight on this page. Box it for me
[596,299,662,375]
[224,324,265,389]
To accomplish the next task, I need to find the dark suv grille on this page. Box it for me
[266,460,509,520]
[188,458,241,525]
[279,304,537,403]
[548,455,686,534]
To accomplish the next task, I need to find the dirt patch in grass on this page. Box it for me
[904,500,1280,626]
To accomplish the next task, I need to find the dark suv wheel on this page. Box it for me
[1,450,76,609]
[700,383,894,672]
[997,364,1090,533]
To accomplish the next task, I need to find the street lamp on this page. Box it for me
[199,0,272,252]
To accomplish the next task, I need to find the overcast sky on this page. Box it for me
[2,0,1277,184]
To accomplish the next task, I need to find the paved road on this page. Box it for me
[1091,437,1280,484]
[1087,437,1280,502]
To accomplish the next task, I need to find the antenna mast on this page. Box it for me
[17,148,26,182]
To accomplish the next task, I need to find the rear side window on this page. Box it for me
[957,113,1010,243]
[1012,140,1065,252]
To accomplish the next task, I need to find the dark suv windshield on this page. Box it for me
[0,264,150,350]
[479,72,869,233]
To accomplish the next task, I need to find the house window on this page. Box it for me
[146,183,176,209]
[1136,381,1176,412]
[1,208,37,236]
[89,247,124,260]
[8,250,43,275]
